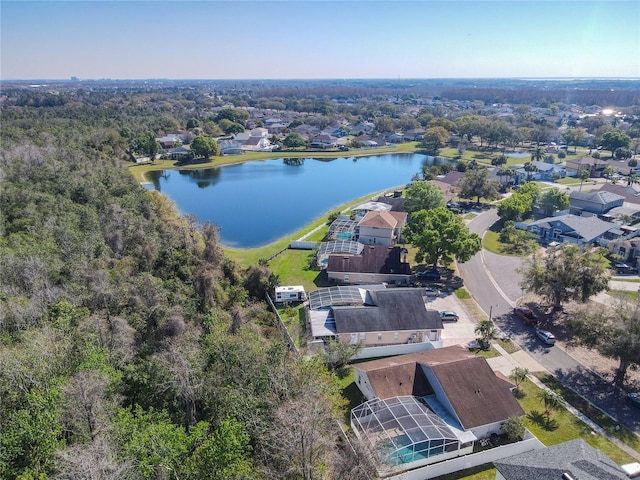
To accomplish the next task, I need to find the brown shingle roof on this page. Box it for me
[358,211,398,228]
[327,245,411,275]
[355,345,524,429]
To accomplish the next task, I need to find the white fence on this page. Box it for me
[382,431,544,480]
[351,341,439,360]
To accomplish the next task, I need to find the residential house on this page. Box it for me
[569,190,625,214]
[156,134,182,150]
[494,438,628,480]
[326,245,411,284]
[348,122,375,136]
[322,125,350,137]
[218,139,243,155]
[166,144,191,160]
[597,183,640,205]
[316,240,364,269]
[310,134,338,149]
[351,345,527,470]
[404,128,425,141]
[353,134,379,147]
[387,132,406,144]
[565,156,611,177]
[307,286,444,352]
[350,201,393,221]
[518,214,620,246]
[293,124,319,139]
[431,171,465,201]
[357,211,408,246]
[242,135,273,152]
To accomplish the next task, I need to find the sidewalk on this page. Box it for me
[491,343,640,461]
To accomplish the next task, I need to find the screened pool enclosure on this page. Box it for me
[351,396,462,467]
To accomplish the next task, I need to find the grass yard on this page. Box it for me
[268,249,329,293]
[517,377,638,464]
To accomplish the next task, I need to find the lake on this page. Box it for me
[145,153,448,248]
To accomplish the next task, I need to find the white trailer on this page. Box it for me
[274,286,307,304]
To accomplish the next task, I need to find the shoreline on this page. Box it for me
[129,145,422,184]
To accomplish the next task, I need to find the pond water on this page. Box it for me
[145,153,449,248]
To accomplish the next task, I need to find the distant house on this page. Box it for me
[307,286,444,354]
[218,139,243,155]
[156,135,181,150]
[387,132,406,143]
[596,183,640,205]
[310,134,338,148]
[326,245,411,285]
[565,156,610,177]
[351,201,393,221]
[404,128,425,141]
[494,438,628,480]
[357,211,407,246]
[518,214,619,246]
[166,144,191,160]
[569,190,625,214]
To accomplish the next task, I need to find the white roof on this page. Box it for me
[275,285,305,293]
[352,201,393,213]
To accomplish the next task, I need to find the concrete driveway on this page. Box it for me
[425,292,478,347]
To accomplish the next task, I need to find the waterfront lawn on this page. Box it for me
[268,249,329,293]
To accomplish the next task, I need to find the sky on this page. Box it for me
[1,1,639,80]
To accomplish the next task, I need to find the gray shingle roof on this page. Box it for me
[494,438,628,480]
[333,288,442,333]
[527,214,615,243]
[570,190,625,205]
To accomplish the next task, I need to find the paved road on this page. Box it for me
[459,209,640,435]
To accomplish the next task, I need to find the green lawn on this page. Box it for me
[268,250,329,293]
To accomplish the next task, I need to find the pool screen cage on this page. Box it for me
[351,396,460,466]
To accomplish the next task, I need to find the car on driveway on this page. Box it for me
[424,287,440,297]
[628,392,640,409]
[439,311,459,322]
[535,328,556,345]
[416,269,441,281]
[514,306,538,325]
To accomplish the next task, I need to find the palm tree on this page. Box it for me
[537,390,563,427]
[531,147,545,163]
[578,168,590,191]
[602,165,613,183]
[509,367,530,393]
[524,161,538,182]
[474,320,496,349]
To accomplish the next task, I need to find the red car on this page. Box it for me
[514,306,538,325]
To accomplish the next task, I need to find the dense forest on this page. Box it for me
[0,89,373,479]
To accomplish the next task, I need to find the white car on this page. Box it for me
[439,311,459,322]
[536,328,556,346]
[424,287,440,297]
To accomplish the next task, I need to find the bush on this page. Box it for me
[557,151,566,159]
[629,158,638,167]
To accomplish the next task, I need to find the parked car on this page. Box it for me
[416,269,441,281]
[628,392,640,409]
[513,306,538,325]
[424,287,440,297]
[439,311,459,322]
[614,263,638,274]
[535,328,556,346]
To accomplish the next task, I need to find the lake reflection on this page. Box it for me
[145,153,446,248]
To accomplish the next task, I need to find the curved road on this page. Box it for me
[459,209,640,435]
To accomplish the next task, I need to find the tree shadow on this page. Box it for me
[527,410,559,431]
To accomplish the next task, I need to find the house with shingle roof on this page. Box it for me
[518,214,620,246]
[354,345,525,439]
[357,210,408,245]
[307,286,443,355]
[569,190,625,214]
[494,438,628,480]
[326,245,411,284]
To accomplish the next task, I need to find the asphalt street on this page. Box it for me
[458,208,640,435]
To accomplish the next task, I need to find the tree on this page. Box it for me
[501,415,526,442]
[602,165,614,183]
[600,130,631,158]
[282,132,307,148]
[519,244,609,312]
[570,297,640,386]
[190,136,219,159]
[421,126,451,153]
[523,161,538,181]
[458,168,501,204]
[561,128,586,153]
[183,417,255,480]
[403,180,446,214]
[132,131,160,159]
[530,147,545,163]
[538,188,569,216]
[403,207,481,269]
[322,339,362,372]
[614,147,632,160]
[577,168,590,191]
[474,320,496,349]
[537,390,563,427]
[491,155,507,167]
[509,367,530,393]
[497,193,533,222]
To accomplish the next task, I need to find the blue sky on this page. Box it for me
[1,1,639,80]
